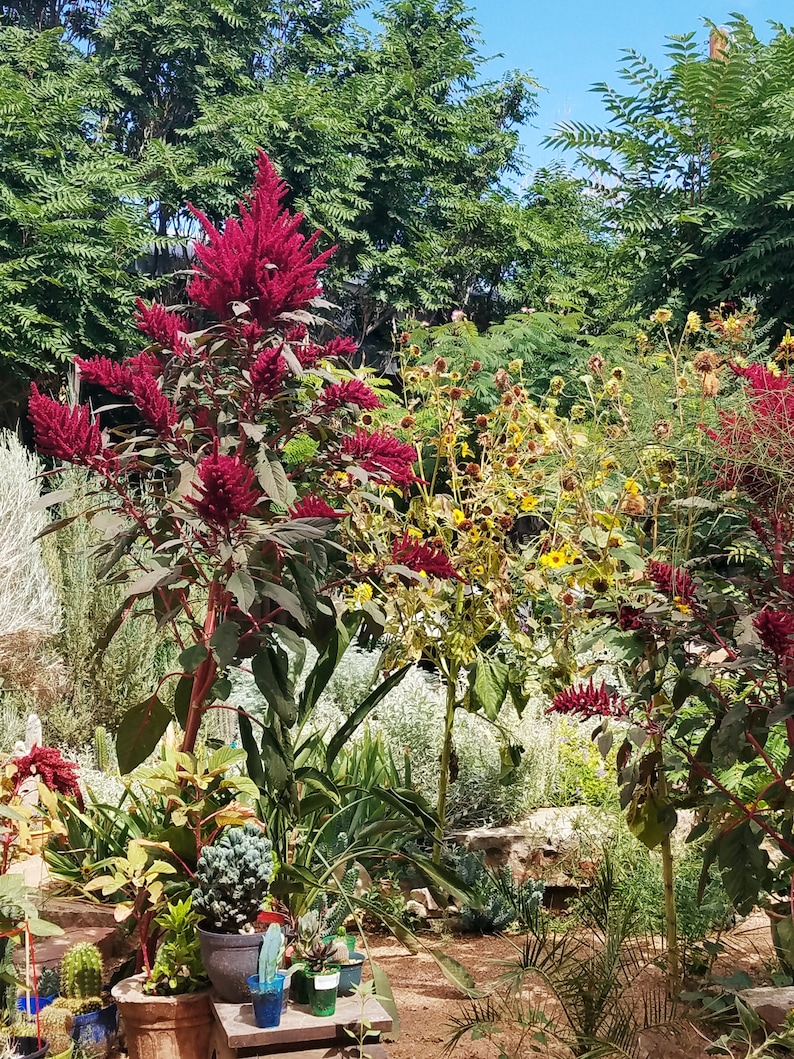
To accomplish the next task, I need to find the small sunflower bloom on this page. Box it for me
[653,308,673,325]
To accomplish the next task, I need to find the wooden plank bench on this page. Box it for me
[208,994,392,1059]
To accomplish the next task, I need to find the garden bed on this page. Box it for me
[367,913,776,1059]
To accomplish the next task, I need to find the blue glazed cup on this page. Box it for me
[247,973,284,1029]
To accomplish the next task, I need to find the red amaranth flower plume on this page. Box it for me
[324,336,358,359]
[28,386,103,465]
[707,364,794,513]
[753,607,794,657]
[548,679,626,719]
[293,342,323,368]
[76,356,134,395]
[391,533,462,580]
[187,152,334,325]
[129,374,178,437]
[317,379,383,413]
[647,559,697,606]
[188,445,261,527]
[289,496,345,520]
[13,745,81,801]
[250,346,286,397]
[341,428,418,488]
[135,299,190,355]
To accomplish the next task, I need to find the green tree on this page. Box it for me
[548,17,794,329]
[0,27,151,412]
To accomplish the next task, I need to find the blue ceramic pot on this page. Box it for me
[70,1004,118,1058]
[338,953,365,996]
[17,995,55,1016]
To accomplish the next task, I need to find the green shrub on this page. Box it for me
[41,471,179,746]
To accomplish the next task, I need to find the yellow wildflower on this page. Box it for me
[508,359,523,373]
[461,441,474,458]
[685,311,702,334]
[521,495,538,512]
[673,597,692,615]
[653,308,673,325]
[452,509,465,525]
[540,549,568,570]
[350,583,373,605]
[472,564,485,575]
[623,478,642,496]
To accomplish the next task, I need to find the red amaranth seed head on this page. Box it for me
[289,495,345,520]
[341,428,418,488]
[753,606,794,657]
[28,385,103,465]
[647,559,697,606]
[135,299,191,355]
[390,533,462,581]
[317,379,384,413]
[548,679,626,719]
[14,745,81,801]
[188,445,261,527]
[187,152,335,326]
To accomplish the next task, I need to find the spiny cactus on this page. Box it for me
[37,967,60,999]
[192,823,276,932]
[52,995,102,1016]
[93,726,110,772]
[39,1005,73,1053]
[61,943,102,1001]
[323,866,358,936]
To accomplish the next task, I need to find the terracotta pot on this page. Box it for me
[111,975,212,1059]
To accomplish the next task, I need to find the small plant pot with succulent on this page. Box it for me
[246,924,285,1029]
[49,943,117,1059]
[303,941,340,1018]
[111,897,212,1059]
[17,968,59,1017]
[38,1006,74,1059]
[192,824,277,1003]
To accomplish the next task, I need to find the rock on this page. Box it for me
[13,925,120,971]
[407,887,443,919]
[450,805,614,886]
[738,986,794,1030]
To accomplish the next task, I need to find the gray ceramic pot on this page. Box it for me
[198,926,262,1002]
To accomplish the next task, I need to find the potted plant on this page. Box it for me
[246,924,284,1029]
[111,897,212,1059]
[38,1008,73,1059]
[303,940,340,1018]
[191,823,277,1002]
[17,968,59,1017]
[49,943,117,1058]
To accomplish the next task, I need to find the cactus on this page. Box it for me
[61,943,103,1001]
[93,726,110,772]
[322,866,358,936]
[39,1006,74,1054]
[37,967,60,999]
[257,924,281,984]
[192,823,276,932]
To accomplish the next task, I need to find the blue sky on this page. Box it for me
[470,0,790,172]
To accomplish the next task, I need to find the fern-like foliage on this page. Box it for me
[548,16,794,332]
[0,27,153,397]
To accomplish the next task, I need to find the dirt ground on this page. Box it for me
[365,912,777,1059]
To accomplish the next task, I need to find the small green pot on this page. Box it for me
[288,962,309,1006]
[323,933,356,954]
[305,966,340,1017]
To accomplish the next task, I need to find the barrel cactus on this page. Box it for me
[37,966,60,998]
[39,1005,74,1053]
[192,823,276,932]
[61,942,103,1009]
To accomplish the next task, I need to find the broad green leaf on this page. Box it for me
[430,949,481,997]
[116,696,172,774]
[209,619,240,670]
[252,643,296,726]
[626,791,676,849]
[226,570,256,613]
[326,664,410,769]
[468,655,510,721]
[299,613,361,720]
[179,644,208,673]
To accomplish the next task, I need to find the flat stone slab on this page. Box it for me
[738,986,794,1029]
[211,994,392,1050]
[14,925,118,970]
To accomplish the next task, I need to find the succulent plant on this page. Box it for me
[58,943,103,1014]
[36,967,60,999]
[304,939,337,975]
[39,1005,74,1054]
[192,823,276,932]
[257,924,282,984]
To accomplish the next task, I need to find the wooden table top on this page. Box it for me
[211,994,393,1049]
